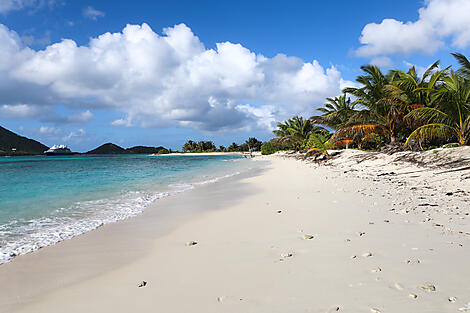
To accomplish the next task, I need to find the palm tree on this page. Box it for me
[387,61,449,109]
[273,116,313,151]
[405,71,470,146]
[338,65,405,144]
[452,52,470,80]
[311,94,356,130]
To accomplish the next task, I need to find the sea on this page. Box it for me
[0,154,254,264]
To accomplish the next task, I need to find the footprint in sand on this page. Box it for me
[393,282,404,291]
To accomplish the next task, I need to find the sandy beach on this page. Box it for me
[1,149,470,313]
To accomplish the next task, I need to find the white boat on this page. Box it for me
[44,145,74,155]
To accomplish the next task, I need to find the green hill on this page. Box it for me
[0,126,49,156]
[85,143,126,154]
[126,146,168,154]
[86,143,169,154]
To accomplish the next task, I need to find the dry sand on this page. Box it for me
[1,149,470,313]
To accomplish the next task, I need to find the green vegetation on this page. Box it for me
[182,137,263,153]
[0,126,49,156]
[271,52,470,156]
[261,141,277,155]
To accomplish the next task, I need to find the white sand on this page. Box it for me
[2,150,470,313]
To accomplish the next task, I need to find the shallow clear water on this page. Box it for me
[0,154,250,264]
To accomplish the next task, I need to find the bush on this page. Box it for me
[158,148,169,154]
[443,143,460,148]
[261,142,277,155]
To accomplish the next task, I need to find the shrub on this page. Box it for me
[443,143,460,148]
[261,142,277,155]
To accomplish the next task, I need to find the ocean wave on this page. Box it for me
[0,170,243,265]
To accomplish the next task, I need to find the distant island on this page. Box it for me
[85,143,169,155]
[0,125,49,156]
[0,126,170,156]
[0,125,264,156]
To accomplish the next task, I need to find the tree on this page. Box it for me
[273,116,314,151]
[405,71,470,146]
[182,140,197,152]
[338,65,407,144]
[245,137,263,152]
[452,52,470,80]
[311,94,356,130]
[227,142,240,152]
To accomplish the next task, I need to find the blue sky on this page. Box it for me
[1,0,469,151]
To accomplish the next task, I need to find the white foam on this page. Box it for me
[0,169,245,265]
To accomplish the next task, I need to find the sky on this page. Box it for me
[1,0,470,151]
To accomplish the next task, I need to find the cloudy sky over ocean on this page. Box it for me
[1,0,469,151]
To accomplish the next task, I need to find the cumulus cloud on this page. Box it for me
[356,0,470,58]
[0,22,349,133]
[83,6,104,20]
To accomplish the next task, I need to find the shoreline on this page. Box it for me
[2,151,470,312]
[0,163,266,312]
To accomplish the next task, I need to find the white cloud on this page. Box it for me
[67,110,93,124]
[62,128,86,142]
[0,104,43,118]
[83,6,104,20]
[111,118,132,127]
[370,56,394,67]
[0,22,349,133]
[0,0,55,14]
[356,0,470,58]
[39,125,60,135]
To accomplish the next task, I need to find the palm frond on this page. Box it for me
[405,123,455,146]
[452,53,470,80]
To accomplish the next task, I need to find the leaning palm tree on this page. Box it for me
[405,71,470,146]
[311,94,356,130]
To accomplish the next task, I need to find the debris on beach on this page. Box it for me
[280,253,293,258]
[409,293,418,299]
[303,234,314,240]
[138,281,147,287]
[362,252,373,257]
[186,241,198,246]
[420,283,436,292]
[459,303,470,312]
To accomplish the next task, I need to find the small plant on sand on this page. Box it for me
[304,133,332,160]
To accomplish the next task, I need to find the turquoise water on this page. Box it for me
[0,154,250,264]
